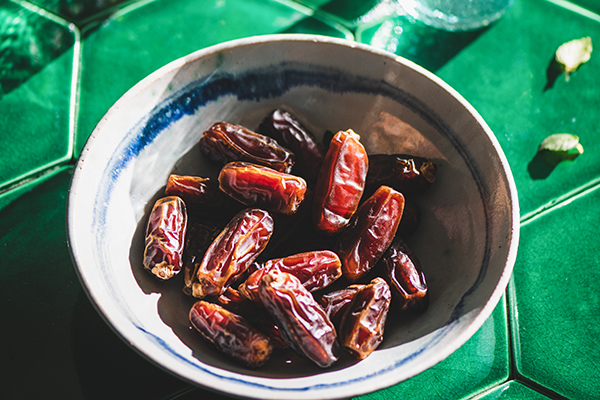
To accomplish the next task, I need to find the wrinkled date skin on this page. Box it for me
[319,284,363,329]
[380,237,429,314]
[217,288,288,349]
[239,250,342,303]
[258,268,339,368]
[165,175,223,206]
[143,196,187,280]
[338,277,391,360]
[200,121,295,173]
[192,208,274,298]
[366,154,437,196]
[219,162,307,215]
[313,129,368,235]
[189,300,273,368]
[258,109,324,182]
[337,185,405,281]
[182,222,221,296]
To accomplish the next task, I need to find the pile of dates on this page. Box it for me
[142,109,437,369]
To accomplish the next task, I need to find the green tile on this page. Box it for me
[353,297,509,400]
[475,381,551,400]
[0,167,191,399]
[567,0,600,15]
[356,0,600,218]
[296,0,394,28]
[0,0,77,190]
[75,0,350,156]
[509,186,600,399]
[26,0,132,26]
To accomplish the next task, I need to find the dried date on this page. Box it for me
[319,284,363,328]
[143,196,187,280]
[313,129,368,235]
[258,109,324,182]
[258,268,339,368]
[337,185,405,281]
[217,288,288,349]
[218,161,307,215]
[200,121,295,173]
[338,277,391,360]
[366,154,437,196]
[191,208,274,298]
[189,300,273,368]
[380,237,429,314]
[239,250,342,303]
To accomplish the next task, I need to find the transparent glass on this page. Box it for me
[398,0,514,31]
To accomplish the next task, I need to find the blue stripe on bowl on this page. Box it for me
[92,60,491,392]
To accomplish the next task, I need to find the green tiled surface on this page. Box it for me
[3,0,600,399]
[75,0,350,155]
[509,186,600,399]
[476,381,552,399]
[0,0,76,191]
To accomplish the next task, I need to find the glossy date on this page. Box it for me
[366,154,437,196]
[200,121,295,173]
[258,109,324,182]
[143,196,187,280]
[189,300,273,368]
[258,268,339,368]
[380,237,429,313]
[338,277,391,359]
[218,161,307,215]
[192,208,274,298]
[238,250,342,303]
[337,185,405,281]
[313,129,368,235]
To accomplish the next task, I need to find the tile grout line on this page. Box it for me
[520,175,600,226]
[544,0,600,23]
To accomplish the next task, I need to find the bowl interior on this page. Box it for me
[68,35,519,400]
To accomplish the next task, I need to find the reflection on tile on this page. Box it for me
[76,0,349,155]
[475,381,551,399]
[356,0,600,218]
[27,0,132,25]
[510,186,600,399]
[0,167,192,399]
[298,0,403,28]
[0,0,76,190]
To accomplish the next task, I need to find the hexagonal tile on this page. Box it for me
[75,0,351,156]
[0,1,76,190]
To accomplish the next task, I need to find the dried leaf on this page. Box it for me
[539,133,583,163]
[555,37,592,81]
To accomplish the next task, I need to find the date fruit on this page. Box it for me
[165,175,223,206]
[337,185,405,281]
[143,196,187,280]
[258,268,339,368]
[218,161,307,215]
[366,154,437,196]
[200,121,295,173]
[313,129,368,235]
[338,277,391,360]
[192,208,274,298]
[239,250,342,303]
[380,237,429,313]
[258,109,324,182]
[319,284,363,328]
[189,300,273,368]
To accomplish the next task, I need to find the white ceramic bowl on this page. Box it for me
[68,34,519,400]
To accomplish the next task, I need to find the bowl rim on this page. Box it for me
[67,33,520,399]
